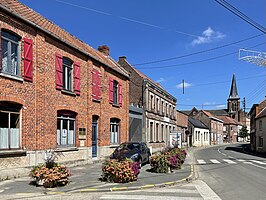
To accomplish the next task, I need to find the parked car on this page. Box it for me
[110,142,151,167]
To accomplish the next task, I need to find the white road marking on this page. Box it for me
[223,159,236,164]
[250,160,266,165]
[197,159,206,164]
[194,180,222,200]
[244,162,266,170]
[228,156,235,159]
[210,159,221,164]
[237,159,245,162]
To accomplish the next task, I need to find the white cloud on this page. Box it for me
[156,77,166,83]
[215,104,226,108]
[191,27,226,46]
[176,81,192,89]
[203,102,216,106]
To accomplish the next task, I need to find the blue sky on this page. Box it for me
[20,0,266,111]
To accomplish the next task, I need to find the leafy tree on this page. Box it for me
[239,126,249,141]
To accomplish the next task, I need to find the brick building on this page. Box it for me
[118,56,177,153]
[176,110,188,147]
[0,0,129,178]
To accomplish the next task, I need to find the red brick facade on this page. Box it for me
[0,0,129,172]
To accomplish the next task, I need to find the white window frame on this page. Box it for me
[110,118,120,144]
[57,115,76,146]
[62,57,73,91]
[1,30,20,77]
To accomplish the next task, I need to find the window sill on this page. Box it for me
[92,98,101,103]
[61,89,76,97]
[0,73,23,82]
[112,104,120,108]
[0,150,26,158]
[55,147,78,152]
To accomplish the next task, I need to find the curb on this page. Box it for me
[66,164,194,193]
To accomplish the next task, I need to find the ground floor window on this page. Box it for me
[0,102,21,150]
[258,136,263,147]
[110,118,120,144]
[57,111,76,146]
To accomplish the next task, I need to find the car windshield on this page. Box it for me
[117,143,140,151]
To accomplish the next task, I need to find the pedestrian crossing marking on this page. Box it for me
[222,159,236,164]
[210,159,220,164]
[197,159,206,164]
[250,160,266,165]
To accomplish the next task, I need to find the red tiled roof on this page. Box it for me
[202,110,213,117]
[216,116,238,125]
[0,0,128,77]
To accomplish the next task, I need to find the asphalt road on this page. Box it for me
[194,143,266,200]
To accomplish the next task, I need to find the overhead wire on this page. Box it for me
[214,0,266,34]
[135,42,265,69]
[133,34,263,66]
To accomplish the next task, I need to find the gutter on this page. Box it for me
[0,4,128,78]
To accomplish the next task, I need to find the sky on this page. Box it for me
[20,0,266,112]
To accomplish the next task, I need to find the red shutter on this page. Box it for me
[0,29,2,71]
[109,78,114,104]
[92,70,102,101]
[92,69,98,99]
[74,62,80,95]
[23,38,33,82]
[55,53,63,90]
[118,83,122,107]
[97,71,101,99]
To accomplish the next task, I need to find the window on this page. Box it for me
[1,30,20,76]
[0,102,21,150]
[110,118,120,144]
[161,124,164,141]
[150,95,154,110]
[156,123,159,141]
[57,111,76,146]
[258,136,263,147]
[55,54,80,95]
[109,78,122,106]
[156,98,160,112]
[113,80,118,104]
[150,122,153,142]
[161,100,164,114]
[63,57,73,91]
[259,120,262,131]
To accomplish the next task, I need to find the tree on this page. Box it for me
[239,126,249,141]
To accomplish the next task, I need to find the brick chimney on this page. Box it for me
[98,45,110,56]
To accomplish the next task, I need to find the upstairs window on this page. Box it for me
[63,57,73,91]
[55,53,80,95]
[109,78,122,106]
[1,30,20,76]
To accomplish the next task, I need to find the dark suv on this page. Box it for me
[110,142,151,167]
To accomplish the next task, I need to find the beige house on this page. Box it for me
[255,106,266,152]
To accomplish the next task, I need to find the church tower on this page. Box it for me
[227,74,240,119]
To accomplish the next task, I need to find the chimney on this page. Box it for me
[98,45,110,56]
[119,56,127,62]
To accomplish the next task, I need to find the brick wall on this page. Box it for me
[0,9,129,169]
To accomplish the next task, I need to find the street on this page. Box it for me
[194,143,266,200]
[1,143,266,200]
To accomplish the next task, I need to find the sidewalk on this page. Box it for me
[0,151,194,198]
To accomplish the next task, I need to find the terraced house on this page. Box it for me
[118,56,177,153]
[0,0,129,179]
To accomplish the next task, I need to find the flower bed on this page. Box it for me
[101,158,140,183]
[150,147,187,173]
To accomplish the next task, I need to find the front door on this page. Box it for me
[92,116,98,158]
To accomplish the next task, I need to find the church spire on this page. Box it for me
[228,74,239,99]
